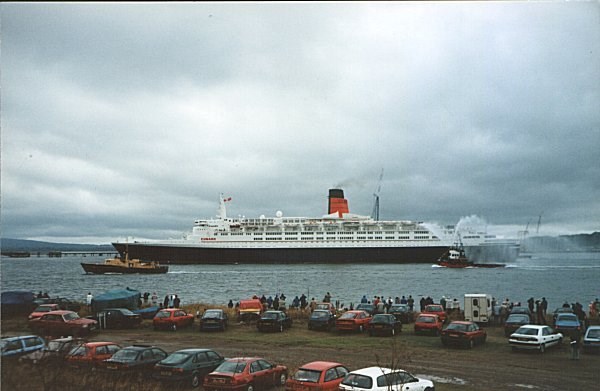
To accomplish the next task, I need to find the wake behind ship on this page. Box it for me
[112,189,520,265]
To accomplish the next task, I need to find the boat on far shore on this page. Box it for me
[81,252,168,274]
[437,244,505,268]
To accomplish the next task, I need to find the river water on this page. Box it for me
[1,252,598,310]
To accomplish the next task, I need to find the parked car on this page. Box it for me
[552,307,575,325]
[204,357,288,391]
[94,308,142,329]
[100,345,168,374]
[509,325,563,353]
[583,325,600,354]
[285,361,349,391]
[237,298,264,321]
[414,314,444,336]
[314,302,336,315]
[510,306,532,317]
[335,310,371,332]
[339,366,434,391]
[421,304,447,323]
[257,310,293,332]
[388,304,413,324]
[503,313,531,337]
[29,310,98,337]
[153,308,194,331]
[355,303,375,315]
[28,304,60,320]
[66,341,121,369]
[153,348,225,388]
[368,314,402,337]
[554,313,582,336]
[441,321,487,348]
[308,309,336,331]
[19,336,82,365]
[200,309,229,332]
[1,335,45,359]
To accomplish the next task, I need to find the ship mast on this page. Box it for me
[371,168,384,221]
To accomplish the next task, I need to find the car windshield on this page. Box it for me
[203,311,222,319]
[372,315,390,323]
[118,309,135,315]
[68,345,87,356]
[63,313,79,321]
[390,305,406,312]
[342,374,372,389]
[311,311,329,319]
[111,349,140,361]
[339,312,358,320]
[446,323,468,332]
[161,352,191,365]
[557,314,578,322]
[425,305,442,312]
[215,361,246,373]
[417,316,434,323]
[34,306,53,312]
[515,327,539,336]
[587,329,600,338]
[293,368,321,383]
[47,340,67,351]
[155,311,171,318]
[507,314,529,322]
[262,312,279,319]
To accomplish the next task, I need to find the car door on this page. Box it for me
[193,352,210,375]
[249,359,266,388]
[205,350,224,374]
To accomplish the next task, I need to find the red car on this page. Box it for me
[335,310,371,332]
[204,357,287,391]
[441,321,487,348]
[421,304,447,323]
[28,310,98,337]
[153,308,194,331]
[66,341,121,368]
[28,304,60,320]
[414,314,444,336]
[285,361,349,391]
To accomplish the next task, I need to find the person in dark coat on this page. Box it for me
[173,295,180,308]
[420,297,426,312]
[228,300,234,309]
[163,295,169,308]
[570,327,581,360]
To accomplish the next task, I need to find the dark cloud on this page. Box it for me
[1,2,598,243]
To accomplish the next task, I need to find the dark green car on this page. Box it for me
[152,348,224,388]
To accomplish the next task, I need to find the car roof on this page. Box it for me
[348,367,406,377]
[345,310,367,314]
[43,310,74,315]
[84,341,119,347]
[417,314,438,318]
[174,348,214,354]
[264,310,284,314]
[158,308,181,312]
[225,357,262,362]
[299,361,344,370]
[448,321,473,325]
[2,335,42,341]
[517,325,547,329]
[123,345,159,351]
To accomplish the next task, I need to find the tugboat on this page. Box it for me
[81,251,168,274]
[437,241,505,268]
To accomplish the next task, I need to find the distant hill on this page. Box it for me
[1,238,114,253]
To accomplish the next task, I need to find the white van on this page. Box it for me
[464,294,492,323]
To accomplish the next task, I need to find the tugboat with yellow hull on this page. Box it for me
[81,252,168,274]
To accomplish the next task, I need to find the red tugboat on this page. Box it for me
[437,242,505,268]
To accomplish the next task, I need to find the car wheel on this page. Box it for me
[246,384,254,391]
[172,324,177,332]
[278,373,287,385]
[191,373,200,388]
[391,328,395,337]
[279,324,284,332]
[540,344,546,353]
[359,325,364,333]
[468,339,474,349]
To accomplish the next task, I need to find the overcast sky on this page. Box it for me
[1,2,599,244]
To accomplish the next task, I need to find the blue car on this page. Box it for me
[1,335,46,359]
[553,313,581,336]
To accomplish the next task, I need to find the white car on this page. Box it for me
[509,325,563,353]
[339,366,434,391]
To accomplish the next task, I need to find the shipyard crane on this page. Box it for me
[536,212,543,234]
[371,168,384,221]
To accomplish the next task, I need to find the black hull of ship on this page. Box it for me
[81,263,168,274]
[112,243,451,265]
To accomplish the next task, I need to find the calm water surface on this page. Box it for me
[1,252,598,310]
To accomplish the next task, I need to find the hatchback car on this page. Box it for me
[335,310,371,332]
[66,341,121,369]
[153,308,194,331]
[368,314,402,337]
[285,361,349,391]
[308,309,336,331]
[314,302,336,315]
[95,308,142,329]
[203,357,288,391]
[421,304,447,323]
[19,336,82,365]
[153,348,225,388]
[510,306,533,317]
[200,309,229,331]
[509,325,563,353]
[503,313,531,337]
[28,304,60,320]
[441,321,486,348]
[100,345,168,374]
[29,310,98,337]
[553,313,582,336]
[339,366,434,391]
[257,310,292,332]
[583,325,600,354]
[1,335,46,359]
[414,314,444,336]
[388,304,413,324]
[552,307,574,325]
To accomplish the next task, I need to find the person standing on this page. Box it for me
[173,294,180,308]
[570,328,581,360]
[151,292,158,307]
[86,292,93,311]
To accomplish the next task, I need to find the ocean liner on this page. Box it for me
[112,189,520,265]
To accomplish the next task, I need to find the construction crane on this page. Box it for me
[371,168,384,221]
[536,212,543,235]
